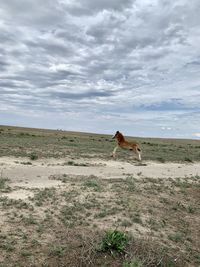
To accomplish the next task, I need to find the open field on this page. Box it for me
[0,125,200,267]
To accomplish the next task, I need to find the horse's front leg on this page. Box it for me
[137,151,142,161]
[135,149,142,161]
[112,145,119,158]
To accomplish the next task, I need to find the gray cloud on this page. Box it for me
[64,0,133,16]
[52,90,114,100]
[0,0,200,138]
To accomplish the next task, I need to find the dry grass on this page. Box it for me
[0,125,200,162]
[0,174,199,266]
[0,125,200,266]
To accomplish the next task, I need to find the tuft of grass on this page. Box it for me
[131,214,142,225]
[20,161,32,165]
[187,205,196,214]
[125,177,136,192]
[100,230,128,254]
[184,157,193,163]
[49,245,66,257]
[195,254,200,264]
[122,259,143,267]
[29,152,38,160]
[64,160,88,166]
[0,176,11,193]
[31,188,56,206]
[83,179,102,192]
[21,214,38,225]
[21,250,32,257]
[168,232,184,243]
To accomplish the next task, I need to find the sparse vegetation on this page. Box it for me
[0,125,200,161]
[0,126,199,266]
[83,179,102,191]
[0,176,11,193]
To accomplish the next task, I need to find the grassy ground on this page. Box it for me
[0,174,199,266]
[0,125,200,266]
[0,125,200,162]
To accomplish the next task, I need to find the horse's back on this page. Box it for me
[120,140,138,149]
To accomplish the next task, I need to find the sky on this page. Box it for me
[0,0,200,139]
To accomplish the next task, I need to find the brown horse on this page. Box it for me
[112,131,142,161]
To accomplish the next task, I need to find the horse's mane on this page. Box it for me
[117,132,125,142]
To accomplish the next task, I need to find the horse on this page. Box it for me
[112,131,142,161]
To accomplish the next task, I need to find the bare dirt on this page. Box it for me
[0,157,199,200]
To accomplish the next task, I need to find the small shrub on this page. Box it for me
[100,230,128,253]
[22,214,38,225]
[187,205,196,214]
[67,160,74,165]
[21,161,32,165]
[125,177,136,192]
[29,153,38,160]
[21,250,32,257]
[83,180,101,191]
[0,177,11,193]
[184,157,193,163]
[64,161,87,166]
[195,254,200,264]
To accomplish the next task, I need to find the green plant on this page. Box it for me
[21,161,32,165]
[21,250,32,257]
[66,160,74,165]
[184,157,193,163]
[29,153,38,160]
[100,230,128,253]
[32,188,56,206]
[0,176,11,193]
[22,214,38,225]
[83,179,101,191]
[187,205,196,214]
[125,177,136,192]
[195,254,200,264]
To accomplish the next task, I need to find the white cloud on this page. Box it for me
[193,133,200,138]
[0,0,200,138]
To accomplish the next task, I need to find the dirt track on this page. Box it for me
[0,157,199,199]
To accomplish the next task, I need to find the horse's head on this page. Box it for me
[112,131,120,139]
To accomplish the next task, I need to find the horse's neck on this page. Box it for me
[117,134,125,143]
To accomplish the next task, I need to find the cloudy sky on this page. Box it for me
[0,0,200,138]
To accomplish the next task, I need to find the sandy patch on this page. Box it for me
[0,156,199,200]
[3,189,34,200]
